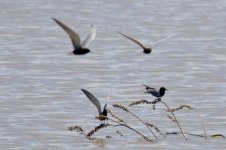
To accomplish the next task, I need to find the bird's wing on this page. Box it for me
[52,18,82,50]
[82,25,96,48]
[103,104,107,111]
[103,104,107,112]
[118,32,146,50]
[81,89,102,115]
[142,84,155,90]
[146,88,157,92]
[146,89,160,97]
[151,34,174,48]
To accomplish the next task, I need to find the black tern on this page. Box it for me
[118,32,173,54]
[81,89,107,117]
[52,18,96,55]
[142,84,167,99]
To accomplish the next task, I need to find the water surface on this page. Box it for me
[0,0,226,149]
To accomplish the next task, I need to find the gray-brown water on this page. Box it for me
[0,0,226,149]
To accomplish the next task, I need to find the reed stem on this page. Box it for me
[160,101,188,140]
[107,117,152,142]
[127,110,157,139]
[193,109,207,139]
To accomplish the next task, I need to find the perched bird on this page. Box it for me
[142,84,167,99]
[118,32,173,54]
[52,18,96,55]
[81,89,107,117]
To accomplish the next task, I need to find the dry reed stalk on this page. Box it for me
[167,114,176,122]
[127,110,157,139]
[167,105,193,112]
[166,132,207,138]
[68,125,93,140]
[211,134,225,139]
[129,99,187,139]
[108,110,124,123]
[112,104,129,111]
[146,123,165,137]
[106,135,112,138]
[160,101,188,140]
[116,131,124,137]
[86,123,109,138]
[129,100,152,106]
[68,125,84,133]
[167,104,207,139]
[146,123,160,132]
[107,117,152,142]
[113,103,157,139]
[129,99,160,107]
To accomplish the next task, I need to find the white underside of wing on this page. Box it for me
[82,25,96,48]
[151,34,175,48]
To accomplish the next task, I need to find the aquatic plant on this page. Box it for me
[112,104,157,139]
[69,110,153,142]
[86,123,109,138]
[68,98,224,142]
[129,99,188,140]
[166,104,207,139]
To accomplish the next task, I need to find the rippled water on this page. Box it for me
[0,0,226,149]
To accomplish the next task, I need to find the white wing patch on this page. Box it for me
[82,25,96,48]
[151,34,175,48]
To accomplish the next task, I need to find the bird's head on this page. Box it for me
[159,87,168,96]
[160,87,168,91]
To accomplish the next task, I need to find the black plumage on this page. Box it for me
[118,32,173,54]
[142,84,167,99]
[52,18,96,55]
[81,89,107,117]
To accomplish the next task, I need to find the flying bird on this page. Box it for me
[118,32,173,54]
[142,84,167,99]
[52,18,96,55]
[81,89,107,117]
